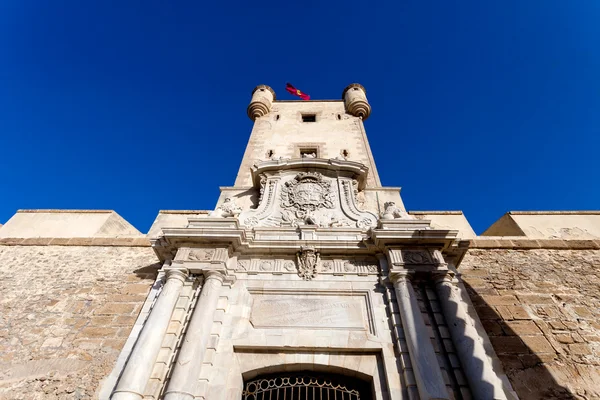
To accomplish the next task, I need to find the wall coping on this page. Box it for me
[468,237,600,250]
[158,210,211,214]
[509,210,600,215]
[409,211,464,215]
[0,237,151,247]
[17,209,113,214]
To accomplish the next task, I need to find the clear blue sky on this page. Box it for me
[1,1,599,234]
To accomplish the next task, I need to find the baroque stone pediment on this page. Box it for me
[238,168,377,229]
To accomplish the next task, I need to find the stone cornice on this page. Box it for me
[152,217,467,261]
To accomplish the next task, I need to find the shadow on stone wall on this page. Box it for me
[463,281,577,400]
[133,262,161,279]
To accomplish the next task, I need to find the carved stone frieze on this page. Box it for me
[283,261,296,272]
[402,250,433,264]
[343,260,378,274]
[188,249,215,261]
[237,260,249,271]
[233,257,378,276]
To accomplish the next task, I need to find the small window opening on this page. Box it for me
[275,114,280,121]
[341,149,349,158]
[302,114,316,122]
[353,87,359,91]
[300,148,318,158]
[337,114,341,120]
[266,150,274,158]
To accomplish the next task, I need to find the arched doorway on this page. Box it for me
[242,371,373,399]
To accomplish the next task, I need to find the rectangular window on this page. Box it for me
[302,114,316,122]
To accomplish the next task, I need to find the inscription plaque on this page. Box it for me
[250,295,366,330]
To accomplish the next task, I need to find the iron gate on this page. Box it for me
[242,374,364,400]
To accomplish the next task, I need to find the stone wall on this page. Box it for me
[460,243,600,399]
[0,243,159,400]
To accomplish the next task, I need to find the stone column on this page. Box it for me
[163,270,225,400]
[390,270,449,400]
[434,272,507,400]
[112,268,189,400]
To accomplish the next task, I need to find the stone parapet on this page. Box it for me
[469,238,600,250]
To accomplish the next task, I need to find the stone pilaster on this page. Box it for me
[433,271,507,400]
[112,267,189,400]
[163,269,226,400]
[389,269,449,400]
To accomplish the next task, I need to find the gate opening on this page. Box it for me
[242,371,373,399]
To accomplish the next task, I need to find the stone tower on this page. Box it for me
[105,84,511,400]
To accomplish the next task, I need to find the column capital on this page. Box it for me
[432,270,455,285]
[202,268,227,282]
[165,268,189,283]
[389,269,414,284]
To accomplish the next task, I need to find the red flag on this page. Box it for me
[286,83,310,100]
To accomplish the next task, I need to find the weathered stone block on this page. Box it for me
[568,343,591,355]
[95,303,136,315]
[490,337,529,354]
[517,294,554,305]
[78,327,119,338]
[503,321,542,336]
[520,335,555,354]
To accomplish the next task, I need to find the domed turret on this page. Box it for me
[342,83,371,120]
[247,85,276,120]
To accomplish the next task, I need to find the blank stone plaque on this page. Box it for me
[250,295,367,330]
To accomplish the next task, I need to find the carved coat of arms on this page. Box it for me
[281,172,334,224]
[296,247,320,280]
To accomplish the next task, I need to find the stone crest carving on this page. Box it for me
[296,247,320,280]
[281,172,334,225]
[238,171,378,229]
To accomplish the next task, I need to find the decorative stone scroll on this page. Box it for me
[238,171,378,229]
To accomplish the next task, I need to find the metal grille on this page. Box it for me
[242,375,362,400]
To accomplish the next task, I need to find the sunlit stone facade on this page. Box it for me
[1,85,599,400]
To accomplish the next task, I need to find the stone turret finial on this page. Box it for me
[247,85,276,120]
[342,83,371,120]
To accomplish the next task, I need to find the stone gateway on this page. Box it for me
[0,84,599,399]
